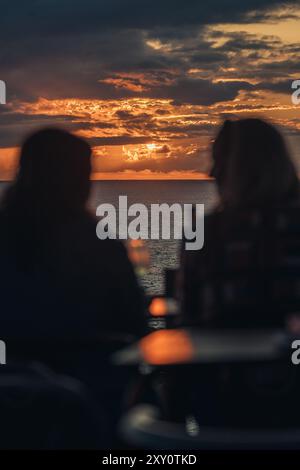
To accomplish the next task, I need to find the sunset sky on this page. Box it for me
[0,0,300,179]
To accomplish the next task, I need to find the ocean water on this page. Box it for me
[0,180,217,294]
[91,180,217,294]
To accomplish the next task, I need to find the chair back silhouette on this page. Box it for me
[0,362,107,449]
[120,404,300,450]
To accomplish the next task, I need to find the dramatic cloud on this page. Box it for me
[0,0,300,178]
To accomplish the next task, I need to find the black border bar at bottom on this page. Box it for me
[0,450,299,467]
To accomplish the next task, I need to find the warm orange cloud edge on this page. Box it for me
[0,174,211,182]
[0,173,212,181]
[90,171,212,180]
[0,168,212,182]
[0,147,212,181]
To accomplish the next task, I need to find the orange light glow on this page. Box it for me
[140,329,194,365]
[149,297,168,317]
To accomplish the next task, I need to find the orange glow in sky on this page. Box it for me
[1,4,300,180]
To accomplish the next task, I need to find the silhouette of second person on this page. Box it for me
[181,118,300,328]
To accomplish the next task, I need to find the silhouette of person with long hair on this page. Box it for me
[181,118,300,328]
[0,128,145,340]
[173,119,300,430]
[0,128,147,446]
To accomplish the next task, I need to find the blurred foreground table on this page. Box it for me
[112,328,291,367]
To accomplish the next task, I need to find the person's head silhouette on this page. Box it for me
[211,118,299,208]
[3,128,92,215]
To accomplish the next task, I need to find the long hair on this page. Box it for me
[0,129,92,270]
[2,128,92,218]
[211,118,299,209]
